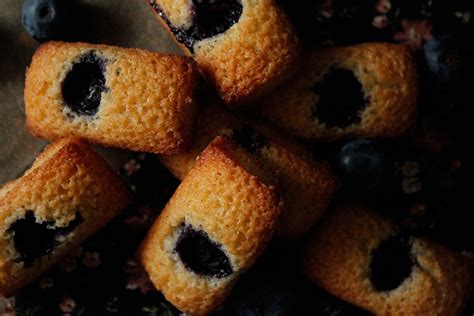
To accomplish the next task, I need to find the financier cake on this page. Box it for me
[159,102,338,239]
[139,136,283,315]
[260,43,418,140]
[146,0,301,106]
[302,205,474,316]
[25,41,200,154]
[0,137,132,297]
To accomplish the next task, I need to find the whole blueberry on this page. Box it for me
[22,0,69,42]
[423,35,472,82]
[337,139,391,191]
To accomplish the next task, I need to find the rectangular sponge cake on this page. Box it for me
[0,137,132,297]
[25,41,200,154]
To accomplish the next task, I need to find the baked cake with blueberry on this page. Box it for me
[139,136,283,315]
[146,0,301,106]
[25,41,200,154]
[0,137,131,297]
[159,101,338,239]
[302,205,473,316]
[260,43,418,140]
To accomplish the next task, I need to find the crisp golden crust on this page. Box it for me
[147,0,301,106]
[150,0,192,29]
[0,138,132,297]
[139,137,283,315]
[260,43,418,140]
[159,102,338,239]
[302,206,474,316]
[25,41,200,154]
[257,125,338,239]
[159,102,241,180]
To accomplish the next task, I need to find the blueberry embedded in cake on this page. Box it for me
[259,43,418,140]
[61,51,108,117]
[149,0,243,52]
[175,223,233,278]
[302,206,474,316]
[146,0,301,106]
[0,138,132,297]
[190,0,243,42]
[369,234,413,291]
[9,211,83,266]
[139,137,282,315]
[313,68,368,129]
[25,42,200,154]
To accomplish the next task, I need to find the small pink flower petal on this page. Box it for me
[123,206,153,229]
[124,259,155,294]
[59,297,76,313]
[372,15,389,29]
[376,0,391,14]
[124,159,141,176]
[394,19,433,49]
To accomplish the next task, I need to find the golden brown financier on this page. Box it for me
[159,102,338,239]
[303,205,473,316]
[25,41,200,154]
[139,136,283,315]
[260,43,418,141]
[0,138,132,297]
[146,0,301,106]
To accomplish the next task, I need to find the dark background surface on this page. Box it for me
[1,0,474,315]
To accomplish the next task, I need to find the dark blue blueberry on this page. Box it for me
[190,0,243,41]
[175,223,233,278]
[337,139,391,191]
[370,234,413,291]
[423,35,473,83]
[9,211,83,266]
[61,52,107,116]
[313,68,368,128]
[149,0,243,52]
[22,0,69,42]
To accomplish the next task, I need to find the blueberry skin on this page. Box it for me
[423,35,469,83]
[22,0,67,42]
[369,234,413,292]
[149,0,243,52]
[175,224,233,278]
[337,139,391,191]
